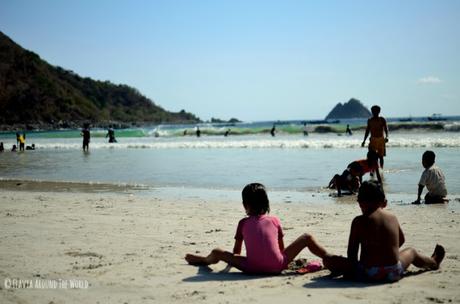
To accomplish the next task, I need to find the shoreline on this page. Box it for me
[0,188,459,303]
[1,178,460,209]
[1,119,458,134]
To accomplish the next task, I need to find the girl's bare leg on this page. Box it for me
[185,248,247,271]
[283,233,328,263]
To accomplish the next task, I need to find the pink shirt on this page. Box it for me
[235,215,286,273]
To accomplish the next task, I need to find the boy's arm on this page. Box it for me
[398,224,405,247]
[233,239,243,255]
[414,184,424,203]
[361,123,370,147]
[347,218,360,262]
[383,118,389,141]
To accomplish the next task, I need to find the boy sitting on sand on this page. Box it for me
[328,150,381,196]
[322,181,445,282]
[412,150,448,204]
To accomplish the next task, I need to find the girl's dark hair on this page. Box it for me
[242,183,270,215]
[357,181,385,204]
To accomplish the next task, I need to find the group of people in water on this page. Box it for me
[0,132,35,152]
[185,104,448,283]
[80,124,117,152]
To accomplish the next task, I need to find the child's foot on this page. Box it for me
[431,244,445,269]
[185,254,209,266]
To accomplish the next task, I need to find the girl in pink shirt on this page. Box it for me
[185,183,328,274]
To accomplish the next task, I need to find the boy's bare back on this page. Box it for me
[352,208,401,267]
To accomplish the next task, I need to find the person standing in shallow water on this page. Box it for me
[18,133,26,151]
[106,126,117,143]
[196,126,201,137]
[270,124,276,137]
[81,124,90,152]
[362,105,389,168]
[346,124,353,136]
[303,122,309,136]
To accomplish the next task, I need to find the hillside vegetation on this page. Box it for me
[0,31,200,129]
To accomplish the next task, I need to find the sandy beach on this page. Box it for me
[0,186,459,304]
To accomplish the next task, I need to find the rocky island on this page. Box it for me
[325,98,371,120]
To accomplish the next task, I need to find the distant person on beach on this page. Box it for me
[183,129,188,136]
[11,145,17,152]
[18,133,26,151]
[16,132,20,146]
[0,142,4,152]
[412,151,448,204]
[346,124,353,136]
[196,126,201,137]
[270,124,276,137]
[81,125,90,152]
[224,129,231,137]
[106,127,117,143]
[328,150,382,196]
[320,181,445,282]
[303,122,309,136]
[26,144,35,150]
[185,183,329,274]
[362,105,388,168]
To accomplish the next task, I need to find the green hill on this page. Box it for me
[0,31,200,129]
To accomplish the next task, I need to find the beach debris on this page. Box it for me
[65,251,103,259]
[286,258,323,274]
[287,258,308,271]
[205,229,222,233]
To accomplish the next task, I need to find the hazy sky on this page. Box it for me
[1,0,459,121]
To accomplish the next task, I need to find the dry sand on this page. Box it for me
[0,188,459,304]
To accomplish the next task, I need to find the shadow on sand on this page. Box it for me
[302,269,429,289]
[183,265,291,282]
[183,264,429,285]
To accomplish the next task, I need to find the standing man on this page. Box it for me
[81,124,91,152]
[270,124,276,137]
[18,132,26,151]
[362,105,389,168]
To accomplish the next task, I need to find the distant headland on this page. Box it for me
[325,98,371,120]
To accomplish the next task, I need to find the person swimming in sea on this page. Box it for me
[106,127,117,143]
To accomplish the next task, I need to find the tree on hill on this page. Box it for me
[0,31,200,128]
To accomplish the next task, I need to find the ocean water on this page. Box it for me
[1,122,460,203]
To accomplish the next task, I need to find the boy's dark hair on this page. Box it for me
[357,181,385,205]
[366,149,379,166]
[371,105,381,115]
[242,183,270,215]
[422,150,435,167]
[348,161,363,174]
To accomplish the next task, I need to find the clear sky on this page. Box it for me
[1,0,459,121]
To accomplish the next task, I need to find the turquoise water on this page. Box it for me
[0,133,459,196]
[1,120,460,207]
